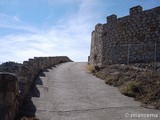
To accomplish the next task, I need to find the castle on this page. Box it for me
[89,5,160,67]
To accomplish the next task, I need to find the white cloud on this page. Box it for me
[0,13,41,33]
[13,16,21,21]
[0,30,90,63]
[0,0,103,63]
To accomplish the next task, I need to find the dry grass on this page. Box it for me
[119,81,140,97]
[85,64,95,73]
[105,76,117,85]
[94,64,160,109]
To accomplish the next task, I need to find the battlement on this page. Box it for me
[129,5,143,15]
[107,14,117,23]
[89,5,160,67]
[95,23,102,30]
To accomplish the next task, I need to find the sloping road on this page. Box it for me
[32,62,160,120]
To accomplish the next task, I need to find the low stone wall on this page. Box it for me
[0,56,72,120]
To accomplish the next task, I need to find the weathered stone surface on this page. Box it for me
[0,73,18,120]
[89,5,160,67]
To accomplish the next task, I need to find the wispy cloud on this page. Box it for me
[0,0,106,63]
[0,13,41,33]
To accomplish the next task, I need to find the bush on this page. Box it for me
[85,64,95,73]
[105,75,120,86]
[119,81,140,97]
[93,63,160,109]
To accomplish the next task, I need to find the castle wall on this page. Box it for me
[0,56,72,120]
[89,24,104,66]
[89,5,160,67]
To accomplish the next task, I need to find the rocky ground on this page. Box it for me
[92,63,160,109]
[0,61,22,73]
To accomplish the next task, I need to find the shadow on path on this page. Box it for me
[16,69,51,120]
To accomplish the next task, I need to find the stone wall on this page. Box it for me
[0,56,72,120]
[89,5,160,67]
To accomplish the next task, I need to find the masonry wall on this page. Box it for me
[90,24,104,66]
[0,56,72,120]
[89,5,160,67]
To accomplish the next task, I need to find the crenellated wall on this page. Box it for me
[89,5,160,67]
[0,56,72,120]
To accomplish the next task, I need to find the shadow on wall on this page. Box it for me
[0,105,6,120]
[17,69,46,119]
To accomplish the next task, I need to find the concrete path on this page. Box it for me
[32,62,160,120]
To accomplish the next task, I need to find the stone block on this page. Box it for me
[4,92,15,106]
[107,14,117,23]
[21,66,30,77]
[0,73,18,92]
[130,5,143,15]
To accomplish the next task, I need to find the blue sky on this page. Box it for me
[0,0,160,63]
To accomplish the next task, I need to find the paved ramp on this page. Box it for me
[32,62,160,120]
